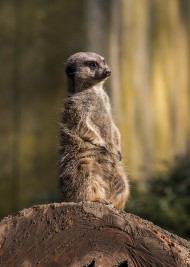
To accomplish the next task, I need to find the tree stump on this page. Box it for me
[0,202,189,267]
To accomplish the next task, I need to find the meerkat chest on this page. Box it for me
[88,85,115,141]
[92,85,111,113]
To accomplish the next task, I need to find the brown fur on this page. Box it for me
[59,52,129,209]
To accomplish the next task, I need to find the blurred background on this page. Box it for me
[0,0,190,239]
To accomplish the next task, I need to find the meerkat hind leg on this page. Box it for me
[90,174,112,206]
[111,192,127,209]
[109,173,129,209]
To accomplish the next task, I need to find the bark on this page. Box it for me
[0,202,190,267]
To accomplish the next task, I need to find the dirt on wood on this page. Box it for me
[0,202,190,267]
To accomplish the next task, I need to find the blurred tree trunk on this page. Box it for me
[109,0,190,179]
[119,0,152,178]
[150,0,190,170]
[0,0,87,217]
[16,0,87,213]
[0,1,17,216]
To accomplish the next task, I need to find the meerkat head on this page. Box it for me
[65,52,111,93]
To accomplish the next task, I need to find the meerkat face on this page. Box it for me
[65,52,111,89]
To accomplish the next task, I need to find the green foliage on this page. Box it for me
[126,155,190,239]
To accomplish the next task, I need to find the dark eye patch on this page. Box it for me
[84,61,98,68]
[65,65,76,79]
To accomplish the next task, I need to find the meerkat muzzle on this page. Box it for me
[102,69,111,78]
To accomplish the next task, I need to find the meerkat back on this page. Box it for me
[59,52,129,209]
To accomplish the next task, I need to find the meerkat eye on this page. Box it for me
[85,61,98,68]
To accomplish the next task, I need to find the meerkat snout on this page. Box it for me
[101,68,111,78]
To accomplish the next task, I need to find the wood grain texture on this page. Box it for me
[0,202,190,267]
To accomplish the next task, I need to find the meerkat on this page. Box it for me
[59,52,129,209]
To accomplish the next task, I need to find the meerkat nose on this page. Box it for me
[104,69,111,77]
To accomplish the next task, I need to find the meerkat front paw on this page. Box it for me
[91,137,105,147]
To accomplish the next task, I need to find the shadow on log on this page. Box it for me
[0,202,190,267]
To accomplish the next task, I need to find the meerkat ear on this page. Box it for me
[65,65,76,79]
